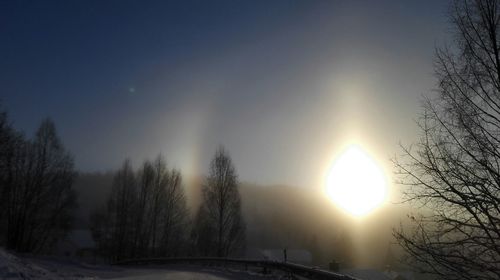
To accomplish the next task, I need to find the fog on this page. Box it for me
[5,1,491,279]
[73,171,407,268]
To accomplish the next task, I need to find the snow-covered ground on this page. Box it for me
[0,247,85,279]
[0,248,288,279]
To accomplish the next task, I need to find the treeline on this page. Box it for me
[0,107,245,261]
[90,157,189,260]
[0,110,76,253]
[90,147,245,261]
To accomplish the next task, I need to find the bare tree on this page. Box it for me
[148,156,168,255]
[393,1,500,279]
[91,155,189,260]
[0,118,76,253]
[136,156,189,257]
[132,159,155,257]
[106,159,137,261]
[195,147,245,257]
[159,168,190,257]
[0,109,21,244]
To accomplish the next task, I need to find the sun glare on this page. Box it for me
[326,145,388,217]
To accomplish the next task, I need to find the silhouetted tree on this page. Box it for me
[105,160,137,261]
[0,109,21,244]
[393,1,500,279]
[132,159,155,257]
[0,118,76,253]
[195,147,245,257]
[91,155,189,260]
[135,156,189,257]
[158,168,190,257]
[147,156,167,255]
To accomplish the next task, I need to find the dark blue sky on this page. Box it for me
[1,0,450,187]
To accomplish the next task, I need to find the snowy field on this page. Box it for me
[0,249,292,279]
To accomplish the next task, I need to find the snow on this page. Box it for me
[0,248,89,279]
[341,269,392,280]
[0,248,282,279]
[341,268,414,280]
[105,269,267,280]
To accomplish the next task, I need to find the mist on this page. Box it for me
[3,1,497,280]
[72,171,407,268]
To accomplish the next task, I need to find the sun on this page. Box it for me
[326,145,388,217]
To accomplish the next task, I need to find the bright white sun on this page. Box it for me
[326,145,388,217]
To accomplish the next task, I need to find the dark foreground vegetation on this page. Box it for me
[91,147,245,261]
[0,108,245,261]
[0,114,75,253]
[393,1,500,280]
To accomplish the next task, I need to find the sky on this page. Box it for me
[1,0,450,189]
